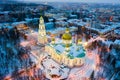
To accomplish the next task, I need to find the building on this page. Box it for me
[38,16,47,44]
[38,16,86,68]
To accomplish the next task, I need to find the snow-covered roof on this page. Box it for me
[0,23,14,29]
[0,11,9,14]
[54,45,65,53]
[70,14,77,17]
[12,21,27,26]
[114,29,120,35]
[55,21,68,25]
[84,23,120,34]
[114,40,120,45]
[56,18,67,21]
[115,60,120,68]
[50,42,86,59]
[45,22,54,25]
[77,22,87,26]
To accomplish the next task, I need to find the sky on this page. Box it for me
[15,0,120,4]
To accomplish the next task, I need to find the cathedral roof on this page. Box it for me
[62,33,72,40]
[62,28,72,40]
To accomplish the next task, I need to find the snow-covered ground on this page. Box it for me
[30,46,96,80]
[1,26,120,79]
[19,31,100,80]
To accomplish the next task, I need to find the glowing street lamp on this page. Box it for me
[83,42,88,47]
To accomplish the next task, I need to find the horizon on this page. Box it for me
[6,0,120,4]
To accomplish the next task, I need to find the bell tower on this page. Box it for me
[38,16,47,44]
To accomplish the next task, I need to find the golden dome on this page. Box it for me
[78,39,82,42]
[62,28,72,40]
[51,38,55,41]
[62,33,72,40]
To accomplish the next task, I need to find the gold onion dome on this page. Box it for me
[50,34,55,41]
[62,33,72,40]
[78,39,82,42]
[52,38,55,41]
[62,28,72,40]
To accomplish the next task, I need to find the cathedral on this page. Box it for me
[38,16,86,67]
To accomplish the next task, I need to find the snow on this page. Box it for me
[115,61,120,68]
[54,44,65,53]
[87,23,120,34]
[70,14,77,17]
[12,21,27,27]
[56,17,67,21]
[0,11,9,14]
[19,30,97,79]
[45,22,54,30]
[41,53,70,79]
[47,26,77,34]
[50,38,86,58]
[47,27,65,33]
[25,18,33,21]
[114,29,120,35]
[1,20,119,79]
[68,19,120,36]
[0,23,13,29]
[25,18,39,21]
[67,50,96,79]
[39,48,96,79]
[114,39,120,45]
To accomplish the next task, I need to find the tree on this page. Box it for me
[90,71,94,80]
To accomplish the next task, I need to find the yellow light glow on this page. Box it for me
[83,42,88,46]
[92,65,96,70]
